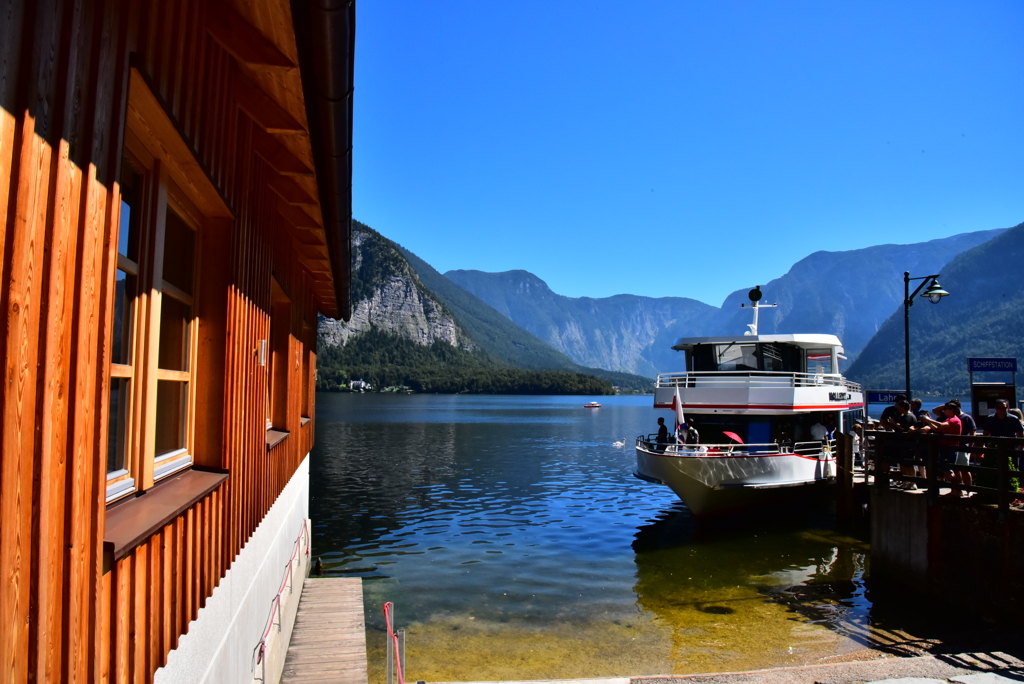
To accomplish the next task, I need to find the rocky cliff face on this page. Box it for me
[320,226,469,350]
[443,269,716,377]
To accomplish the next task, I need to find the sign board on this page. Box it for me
[867,390,904,404]
[971,384,1017,421]
[968,358,1017,373]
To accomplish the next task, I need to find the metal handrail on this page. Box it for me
[865,430,1024,518]
[656,370,861,391]
[637,436,835,457]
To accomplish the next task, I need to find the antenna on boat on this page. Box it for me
[739,286,777,336]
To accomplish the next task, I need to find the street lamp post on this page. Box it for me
[903,271,950,402]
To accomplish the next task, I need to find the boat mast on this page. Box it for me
[741,286,777,336]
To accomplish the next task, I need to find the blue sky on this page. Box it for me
[352,1,1024,307]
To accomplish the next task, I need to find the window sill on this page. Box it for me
[300,416,311,426]
[266,428,290,450]
[106,472,136,503]
[104,468,228,565]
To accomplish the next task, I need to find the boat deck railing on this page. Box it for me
[637,434,834,457]
[656,370,862,391]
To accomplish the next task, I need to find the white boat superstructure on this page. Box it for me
[635,287,864,516]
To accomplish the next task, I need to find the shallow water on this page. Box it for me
[309,393,993,682]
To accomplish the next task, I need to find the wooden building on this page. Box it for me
[1,1,354,682]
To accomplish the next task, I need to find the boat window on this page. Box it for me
[806,349,834,375]
[716,344,758,371]
[691,345,714,371]
[760,343,785,372]
[841,408,865,433]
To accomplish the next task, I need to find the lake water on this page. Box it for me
[310,393,997,682]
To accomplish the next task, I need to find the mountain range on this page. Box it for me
[442,269,715,377]
[444,228,1004,376]
[848,221,1024,395]
[319,219,1022,395]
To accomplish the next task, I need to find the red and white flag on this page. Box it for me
[672,386,685,443]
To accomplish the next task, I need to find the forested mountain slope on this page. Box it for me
[317,222,651,393]
[847,222,1024,395]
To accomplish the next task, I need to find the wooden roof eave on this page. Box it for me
[211,0,350,319]
[289,0,355,322]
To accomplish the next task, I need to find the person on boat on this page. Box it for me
[880,395,907,431]
[655,417,670,452]
[919,403,964,497]
[810,415,829,441]
[983,400,1024,469]
[683,418,700,445]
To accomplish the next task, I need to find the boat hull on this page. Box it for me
[635,443,834,516]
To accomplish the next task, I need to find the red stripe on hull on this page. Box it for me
[653,403,865,411]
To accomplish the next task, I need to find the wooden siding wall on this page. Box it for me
[1,1,326,682]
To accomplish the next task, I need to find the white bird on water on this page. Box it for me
[612,439,626,447]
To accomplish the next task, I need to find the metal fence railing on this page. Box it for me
[864,430,1024,519]
[636,434,835,458]
[656,370,862,391]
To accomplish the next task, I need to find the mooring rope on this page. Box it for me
[382,601,406,684]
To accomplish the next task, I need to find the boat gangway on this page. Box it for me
[281,578,368,684]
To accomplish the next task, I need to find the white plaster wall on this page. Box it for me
[155,454,311,684]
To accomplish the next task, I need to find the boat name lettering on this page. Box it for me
[828,391,851,402]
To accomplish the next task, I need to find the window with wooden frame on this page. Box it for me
[300,321,312,424]
[106,159,142,501]
[267,278,291,438]
[106,67,232,503]
[106,149,201,501]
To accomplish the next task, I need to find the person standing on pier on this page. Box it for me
[948,399,976,491]
[880,395,907,431]
[919,403,964,497]
[892,400,920,488]
[983,400,1024,469]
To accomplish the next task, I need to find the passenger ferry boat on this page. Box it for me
[635,287,865,516]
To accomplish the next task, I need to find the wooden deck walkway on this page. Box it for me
[281,578,368,684]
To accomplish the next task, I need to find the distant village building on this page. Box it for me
[350,379,371,391]
[1,1,355,683]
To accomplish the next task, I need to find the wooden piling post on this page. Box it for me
[836,433,854,531]
[997,443,1009,520]
[927,437,940,503]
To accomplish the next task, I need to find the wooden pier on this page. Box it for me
[282,578,369,684]
[849,430,1024,620]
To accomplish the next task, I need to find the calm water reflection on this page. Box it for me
[308,394,976,681]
